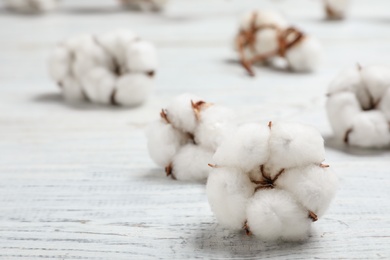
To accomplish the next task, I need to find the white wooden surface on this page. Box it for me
[0,0,390,259]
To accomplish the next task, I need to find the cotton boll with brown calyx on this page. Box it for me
[146,120,190,168]
[170,144,213,182]
[4,0,59,14]
[326,65,390,147]
[164,93,205,133]
[246,189,312,241]
[266,122,325,175]
[326,92,362,141]
[324,0,350,20]
[207,167,255,230]
[275,165,339,218]
[194,106,236,151]
[119,0,168,12]
[212,123,270,173]
[346,111,390,148]
[285,36,322,72]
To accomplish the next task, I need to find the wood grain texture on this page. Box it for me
[0,0,389,259]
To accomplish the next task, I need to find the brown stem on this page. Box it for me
[160,109,170,124]
[308,211,318,222]
[243,221,252,236]
[165,163,176,180]
[320,163,330,168]
[344,128,353,144]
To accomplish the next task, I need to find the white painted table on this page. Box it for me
[0,0,389,259]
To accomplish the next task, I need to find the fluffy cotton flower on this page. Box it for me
[323,0,350,20]
[235,10,322,76]
[48,30,157,106]
[3,0,58,13]
[118,0,168,12]
[326,64,390,148]
[146,94,235,182]
[207,121,338,241]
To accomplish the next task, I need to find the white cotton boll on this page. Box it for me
[326,92,362,140]
[378,88,390,121]
[4,0,58,13]
[165,93,203,133]
[171,144,213,182]
[126,40,158,73]
[146,120,190,167]
[115,73,153,106]
[347,111,390,148]
[194,106,236,151]
[324,0,349,20]
[276,165,338,218]
[360,65,390,106]
[213,124,270,172]
[246,189,311,241]
[80,67,116,104]
[285,36,322,72]
[206,167,255,230]
[119,0,168,12]
[266,122,325,175]
[48,30,156,106]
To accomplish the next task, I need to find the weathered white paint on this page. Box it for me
[0,0,389,259]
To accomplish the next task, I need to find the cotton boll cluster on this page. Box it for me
[326,64,390,148]
[48,30,157,106]
[323,0,350,20]
[235,10,322,76]
[207,121,338,241]
[146,94,235,182]
[118,0,168,12]
[3,0,59,14]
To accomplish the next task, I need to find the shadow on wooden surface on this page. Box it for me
[324,135,389,156]
[32,92,143,111]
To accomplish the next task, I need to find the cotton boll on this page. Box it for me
[48,30,156,106]
[114,74,153,106]
[127,40,158,73]
[266,122,325,175]
[4,0,58,13]
[347,111,390,148]
[213,124,270,172]
[207,167,255,230]
[146,120,190,167]
[171,144,213,182]
[326,92,362,140]
[360,65,390,106]
[194,106,236,151]
[324,0,349,20]
[285,36,322,72]
[276,165,338,218]
[164,93,204,133]
[246,189,311,241]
